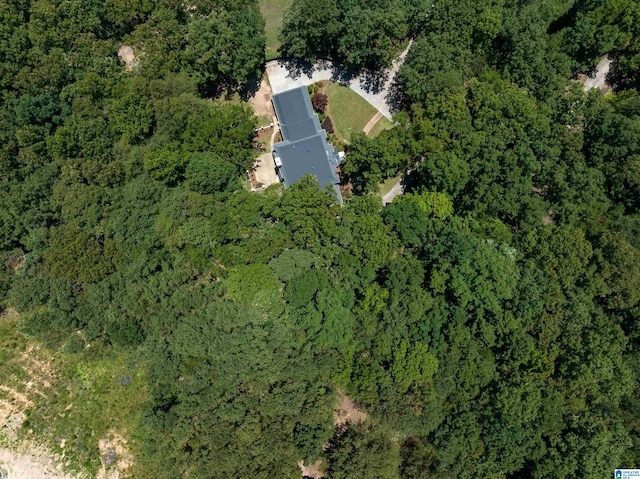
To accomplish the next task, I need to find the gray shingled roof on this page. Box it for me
[272,86,343,202]
[272,87,322,141]
[274,135,340,187]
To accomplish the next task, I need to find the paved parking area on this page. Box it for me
[265,41,412,120]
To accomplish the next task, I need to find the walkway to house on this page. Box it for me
[266,40,413,120]
[363,111,383,135]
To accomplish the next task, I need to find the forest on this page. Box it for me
[1,0,640,477]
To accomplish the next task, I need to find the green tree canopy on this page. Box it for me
[185,152,239,195]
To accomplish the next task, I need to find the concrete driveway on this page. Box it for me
[382,177,405,205]
[265,41,412,120]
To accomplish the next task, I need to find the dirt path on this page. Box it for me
[363,111,383,135]
[249,78,275,118]
[248,78,281,189]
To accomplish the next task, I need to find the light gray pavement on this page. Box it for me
[382,166,416,205]
[266,41,413,120]
[382,177,405,205]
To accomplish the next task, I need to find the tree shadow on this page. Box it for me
[275,57,393,95]
[603,52,640,93]
[402,168,422,194]
[329,64,389,95]
[204,75,262,102]
[385,72,409,116]
[237,74,262,101]
[276,57,319,80]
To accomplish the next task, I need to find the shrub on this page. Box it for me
[43,224,120,284]
[312,93,328,113]
[321,116,335,134]
[65,334,86,354]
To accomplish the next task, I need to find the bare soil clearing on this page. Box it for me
[0,311,78,478]
[583,55,612,93]
[249,78,275,118]
[1,311,48,438]
[0,446,80,479]
[298,458,325,479]
[97,431,132,479]
[252,153,280,188]
[1,309,138,479]
[117,45,138,71]
[333,394,367,427]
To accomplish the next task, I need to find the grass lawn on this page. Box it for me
[367,116,394,138]
[257,114,273,128]
[378,173,403,197]
[324,82,379,142]
[260,0,293,60]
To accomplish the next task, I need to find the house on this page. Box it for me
[272,86,344,202]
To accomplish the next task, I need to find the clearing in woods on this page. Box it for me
[260,0,293,60]
[297,393,368,479]
[0,309,148,479]
[0,445,77,479]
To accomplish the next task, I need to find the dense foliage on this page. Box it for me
[278,0,427,69]
[1,0,640,478]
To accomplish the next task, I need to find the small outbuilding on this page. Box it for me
[272,86,343,202]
